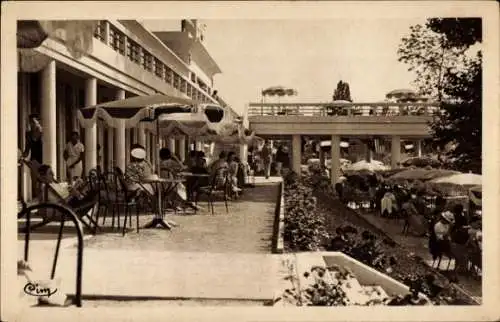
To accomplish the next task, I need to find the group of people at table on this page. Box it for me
[18,139,244,218]
[125,145,243,211]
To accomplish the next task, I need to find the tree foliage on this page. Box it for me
[333,81,352,102]
[398,18,482,174]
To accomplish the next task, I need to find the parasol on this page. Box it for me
[347,160,389,172]
[158,112,215,139]
[385,89,417,100]
[425,182,469,197]
[401,156,442,168]
[389,168,459,181]
[429,172,482,186]
[78,94,196,173]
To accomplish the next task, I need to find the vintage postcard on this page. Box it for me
[1,1,499,321]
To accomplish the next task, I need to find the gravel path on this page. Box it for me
[82,183,279,254]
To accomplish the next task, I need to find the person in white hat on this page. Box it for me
[124,145,154,195]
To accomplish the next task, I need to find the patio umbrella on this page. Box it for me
[425,182,469,197]
[17,20,48,49]
[401,156,442,168]
[389,168,459,181]
[78,94,194,129]
[469,185,482,207]
[347,160,389,172]
[158,111,215,139]
[430,173,482,186]
[78,94,196,172]
[385,89,417,100]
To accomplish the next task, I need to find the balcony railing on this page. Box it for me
[92,20,227,105]
[248,102,440,117]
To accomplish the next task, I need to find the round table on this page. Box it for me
[141,177,181,230]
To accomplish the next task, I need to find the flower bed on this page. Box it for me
[283,173,329,251]
[282,171,478,305]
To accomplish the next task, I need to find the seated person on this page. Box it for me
[37,164,98,221]
[159,147,186,178]
[159,147,198,210]
[186,151,210,201]
[227,152,242,194]
[124,146,154,196]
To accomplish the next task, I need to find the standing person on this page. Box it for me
[23,114,44,164]
[275,145,290,176]
[64,131,85,183]
[261,140,273,179]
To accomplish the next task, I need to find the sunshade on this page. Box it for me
[385,88,417,99]
[77,94,195,129]
[389,168,459,181]
[469,185,482,206]
[425,182,469,197]
[430,172,481,186]
[158,112,215,139]
[401,156,442,168]
[347,160,389,172]
[17,20,48,49]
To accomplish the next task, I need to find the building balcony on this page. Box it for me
[248,102,439,138]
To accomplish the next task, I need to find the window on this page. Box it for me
[186,84,192,98]
[165,67,173,84]
[154,58,164,78]
[109,26,125,55]
[127,39,141,64]
[143,51,153,72]
[173,73,180,90]
[190,73,196,82]
[180,79,186,93]
[94,21,106,42]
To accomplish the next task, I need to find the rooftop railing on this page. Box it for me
[248,102,441,117]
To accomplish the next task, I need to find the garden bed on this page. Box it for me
[282,172,479,305]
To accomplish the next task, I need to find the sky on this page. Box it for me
[143,18,427,114]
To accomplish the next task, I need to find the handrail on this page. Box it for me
[18,202,85,307]
[248,102,440,117]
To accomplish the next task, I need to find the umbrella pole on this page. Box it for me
[156,118,161,174]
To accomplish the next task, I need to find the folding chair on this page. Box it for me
[19,160,99,234]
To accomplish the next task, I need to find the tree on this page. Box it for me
[333,81,352,102]
[398,18,482,173]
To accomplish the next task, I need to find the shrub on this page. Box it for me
[283,174,329,251]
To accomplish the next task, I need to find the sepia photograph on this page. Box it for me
[1,1,499,321]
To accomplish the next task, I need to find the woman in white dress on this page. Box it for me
[64,131,85,183]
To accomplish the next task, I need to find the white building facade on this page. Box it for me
[17,19,235,201]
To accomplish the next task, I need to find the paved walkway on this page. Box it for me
[17,180,282,306]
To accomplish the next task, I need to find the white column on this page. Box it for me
[137,123,146,147]
[239,143,248,164]
[319,149,325,168]
[115,120,126,172]
[125,129,131,164]
[97,121,104,169]
[364,141,372,162]
[196,141,203,151]
[84,77,97,174]
[391,135,401,169]
[41,60,57,171]
[292,135,301,174]
[416,139,422,157]
[178,136,186,162]
[330,135,341,185]
[168,138,176,153]
[107,128,114,170]
[115,89,126,171]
